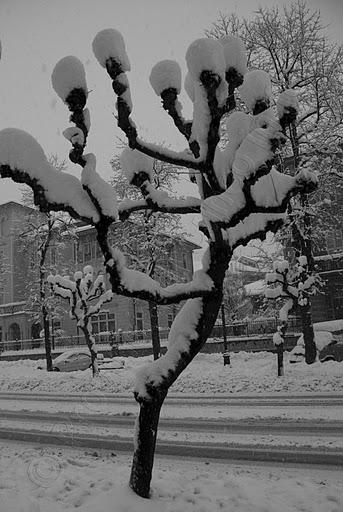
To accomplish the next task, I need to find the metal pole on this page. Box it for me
[221,304,230,365]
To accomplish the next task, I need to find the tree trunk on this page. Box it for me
[299,303,316,364]
[129,242,229,498]
[276,344,284,376]
[129,393,166,498]
[148,300,161,360]
[81,327,99,377]
[42,305,53,372]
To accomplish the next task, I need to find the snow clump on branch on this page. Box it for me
[51,56,87,103]
[277,89,299,118]
[239,70,272,112]
[120,147,153,185]
[219,35,247,77]
[149,60,182,96]
[81,153,119,220]
[186,38,225,82]
[184,72,195,102]
[92,28,130,71]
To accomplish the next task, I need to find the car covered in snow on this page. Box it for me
[318,339,343,362]
[289,331,343,363]
[52,350,103,372]
[51,350,125,372]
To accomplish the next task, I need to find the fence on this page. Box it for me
[0,317,302,354]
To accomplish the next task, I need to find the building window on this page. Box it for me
[167,313,174,328]
[91,312,116,334]
[83,242,91,262]
[75,241,102,263]
[182,253,188,269]
[0,326,2,342]
[135,311,144,331]
[50,247,57,266]
[8,322,21,341]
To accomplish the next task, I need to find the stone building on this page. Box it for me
[0,201,199,343]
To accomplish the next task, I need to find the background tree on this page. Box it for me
[207,1,343,363]
[15,164,75,371]
[0,28,317,498]
[111,152,187,359]
[48,266,112,376]
[265,256,319,370]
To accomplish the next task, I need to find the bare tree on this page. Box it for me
[48,266,112,376]
[0,28,317,497]
[16,178,75,371]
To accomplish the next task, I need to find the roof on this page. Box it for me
[0,201,35,213]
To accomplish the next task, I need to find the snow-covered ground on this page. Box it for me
[1,441,343,512]
[0,351,342,395]
[1,351,343,511]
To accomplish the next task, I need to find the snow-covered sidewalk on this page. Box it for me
[1,441,343,512]
[0,351,342,395]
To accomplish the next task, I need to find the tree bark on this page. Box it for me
[148,300,161,360]
[129,393,166,498]
[299,303,316,364]
[129,240,230,498]
[81,326,99,377]
[42,304,53,372]
[276,344,284,376]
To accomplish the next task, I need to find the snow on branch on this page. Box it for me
[135,298,203,399]
[149,60,193,142]
[92,29,200,172]
[52,54,120,222]
[81,153,119,221]
[52,56,89,166]
[0,128,99,223]
[104,248,214,305]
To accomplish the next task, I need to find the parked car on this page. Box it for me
[319,340,343,362]
[289,331,343,363]
[52,350,104,372]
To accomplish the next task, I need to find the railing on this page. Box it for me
[212,316,302,338]
[0,317,302,354]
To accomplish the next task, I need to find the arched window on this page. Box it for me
[8,322,21,341]
[31,323,41,339]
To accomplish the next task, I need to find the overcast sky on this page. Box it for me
[0,0,342,257]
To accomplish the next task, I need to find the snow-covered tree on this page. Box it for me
[48,266,113,376]
[207,1,343,364]
[265,256,320,363]
[0,28,317,497]
[16,177,75,371]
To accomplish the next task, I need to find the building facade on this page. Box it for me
[0,202,199,343]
